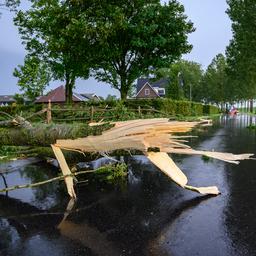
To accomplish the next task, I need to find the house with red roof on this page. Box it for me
[35,85,100,104]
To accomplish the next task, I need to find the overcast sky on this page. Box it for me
[0,0,232,98]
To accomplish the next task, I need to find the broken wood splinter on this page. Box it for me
[50,118,253,198]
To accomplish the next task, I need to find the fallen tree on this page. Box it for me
[0,116,254,198]
[0,117,113,146]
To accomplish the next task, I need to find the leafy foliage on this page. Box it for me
[0,0,19,16]
[89,0,194,99]
[13,56,51,100]
[226,0,256,100]
[247,124,256,130]
[156,60,204,101]
[92,163,128,186]
[13,93,25,104]
[201,54,229,105]
[14,0,90,103]
[14,0,194,101]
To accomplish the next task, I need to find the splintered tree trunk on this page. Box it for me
[51,118,253,198]
[0,117,253,199]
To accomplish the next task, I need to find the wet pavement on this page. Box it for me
[0,114,256,256]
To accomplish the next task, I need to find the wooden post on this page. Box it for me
[47,100,52,124]
[138,106,141,115]
[90,106,94,122]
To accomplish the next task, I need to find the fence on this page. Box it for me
[28,101,173,124]
[0,99,219,124]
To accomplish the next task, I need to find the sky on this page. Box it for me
[0,0,232,98]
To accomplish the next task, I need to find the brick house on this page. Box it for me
[135,78,169,99]
[35,85,100,104]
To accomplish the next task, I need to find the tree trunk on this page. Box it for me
[225,103,229,113]
[65,73,75,104]
[250,99,253,113]
[120,89,128,100]
[220,103,225,112]
[0,122,113,147]
[65,73,70,104]
[119,72,129,100]
[65,82,73,104]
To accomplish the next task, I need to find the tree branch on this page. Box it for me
[0,169,96,193]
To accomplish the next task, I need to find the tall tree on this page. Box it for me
[14,0,193,101]
[88,0,194,99]
[201,54,230,106]
[226,0,256,104]
[14,0,90,103]
[157,60,204,101]
[13,56,51,100]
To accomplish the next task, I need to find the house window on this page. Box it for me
[145,89,150,95]
[158,88,165,96]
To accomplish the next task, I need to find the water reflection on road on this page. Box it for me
[0,114,255,256]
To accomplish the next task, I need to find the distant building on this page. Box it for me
[135,78,169,99]
[35,85,100,104]
[0,95,16,106]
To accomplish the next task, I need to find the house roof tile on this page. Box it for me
[136,78,169,93]
[35,86,82,103]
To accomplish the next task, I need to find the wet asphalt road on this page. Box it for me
[0,114,256,256]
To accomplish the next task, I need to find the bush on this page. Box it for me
[203,104,219,115]
[124,98,218,116]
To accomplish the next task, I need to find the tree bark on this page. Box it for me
[65,82,73,104]
[250,99,253,113]
[119,72,129,100]
[0,122,113,147]
[65,73,75,104]
[120,89,128,100]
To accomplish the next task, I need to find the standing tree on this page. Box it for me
[156,60,204,101]
[201,54,230,108]
[14,0,90,103]
[87,0,194,99]
[13,56,51,100]
[226,0,256,110]
[14,0,193,101]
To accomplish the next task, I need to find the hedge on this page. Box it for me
[124,99,219,116]
[0,99,219,122]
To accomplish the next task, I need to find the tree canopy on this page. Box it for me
[201,54,230,105]
[13,56,51,100]
[0,0,19,14]
[226,0,256,101]
[14,0,194,101]
[14,0,91,103]
[90,0,194,99]
[156,60,204,101]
